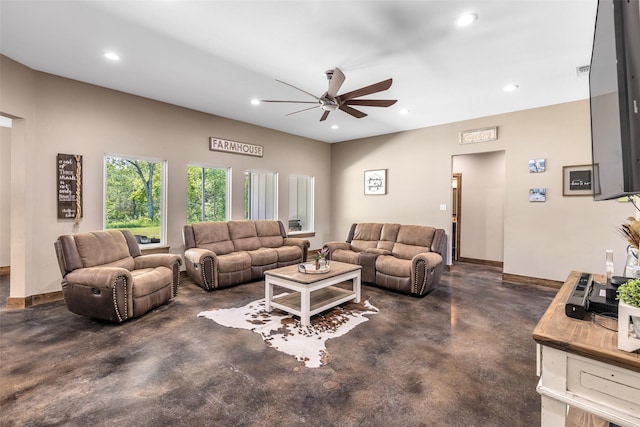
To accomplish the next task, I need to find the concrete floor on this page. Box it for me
[0,263,557,427]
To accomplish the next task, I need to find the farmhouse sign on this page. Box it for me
[209,137,263,157]
[459,127,498,144]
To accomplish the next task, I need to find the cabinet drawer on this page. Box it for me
[566,354,640,416]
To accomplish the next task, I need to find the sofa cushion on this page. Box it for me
[192,222,235,255]
[247,248,278,266]
[255,221,285,248]
[350,223,383,252]
[376,255,411,277]
[376,223,400,251]
[366,248,392,255]
[131,267,172,298]
[331,249,360,264]
[216,251,252,273]
[352,223,383,241]
[275,246,302,263]
[392,225,435,260]
[101,256,136,272]
[380,223,401,243]
[228,221,261,252]
[75,230,133,268]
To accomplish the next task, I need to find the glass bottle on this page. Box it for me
[606,249,614,281]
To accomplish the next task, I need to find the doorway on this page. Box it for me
[451,173,461,262]
[0,117,11,275]
[451,151,505,266]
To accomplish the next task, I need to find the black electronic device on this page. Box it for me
[588,279,619,315]
[565,273,593,319]
[589,0,640,201]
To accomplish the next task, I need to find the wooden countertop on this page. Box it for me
[533,271,640,373]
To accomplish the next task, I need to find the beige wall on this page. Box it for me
[0,56,331,298]
[330,101,634,282]
[2,53,636,299]
[0,125,10,267]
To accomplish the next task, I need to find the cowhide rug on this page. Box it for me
[198,296,378,368]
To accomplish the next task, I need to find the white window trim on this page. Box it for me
[187,163,232,222]
[103,153,167,248]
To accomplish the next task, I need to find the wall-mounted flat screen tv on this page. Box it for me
[589,0,640,201]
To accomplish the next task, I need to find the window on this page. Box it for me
[186,165,229,223]
[244,170,277,220]
[288,175,314,233]
[104,154,166,245]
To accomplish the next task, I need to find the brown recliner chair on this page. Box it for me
[54,229,182,323]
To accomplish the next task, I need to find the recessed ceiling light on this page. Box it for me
[331,125,338,130]
[399,108,411,115]
[456,13,477,27]
[104,51,120,61]
[250,99,260,105]
[503,84,520,92]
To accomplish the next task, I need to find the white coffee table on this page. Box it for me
[264,261,362,326]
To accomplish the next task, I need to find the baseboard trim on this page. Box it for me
[458,257,504,268]
[455,258,562,289]
[6,291,64,309]
[502,273,563,289]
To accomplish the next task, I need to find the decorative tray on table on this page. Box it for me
[297,263,330,274]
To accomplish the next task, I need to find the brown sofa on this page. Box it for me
[183,220,309,290]
[54,229,182,323]
[323,223,446,296]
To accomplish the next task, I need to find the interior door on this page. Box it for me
[451,173,462,262]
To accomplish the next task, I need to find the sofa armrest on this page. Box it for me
[283,237,310,262]
[134,254,182,296]
[135,253,182,270]
[431,229,447,257]
[411,252,444,296]
[65,266,132,288]
[323,241,352,260]
[184,247,217,290]
[63,267,134,322]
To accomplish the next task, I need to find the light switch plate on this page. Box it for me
[439,204,447,211]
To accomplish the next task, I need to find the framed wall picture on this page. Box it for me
[529,158,546,173]
[529,188,546,202]
[563,165,593,196]
[364,169,386,195]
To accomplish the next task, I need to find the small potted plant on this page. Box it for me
[619,217,640,277]
[617,277,640,339]
[314,246,330,270]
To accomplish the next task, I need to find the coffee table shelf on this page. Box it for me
[271,287,355,318]
[264,261,362,326]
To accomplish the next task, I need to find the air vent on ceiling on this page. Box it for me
[576,65,590,76]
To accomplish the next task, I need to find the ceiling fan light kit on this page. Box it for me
[261,67,397,122]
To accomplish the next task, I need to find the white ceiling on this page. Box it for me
[0,0,597,143]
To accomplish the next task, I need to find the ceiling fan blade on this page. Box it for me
[275,79,320,101]
[261,100,318,104]
[338,78,393,103]
[344,99,397,107]
[320,110,330,121]
[327,68,345,98]
[339,104,367,119]
[285,105,320,116]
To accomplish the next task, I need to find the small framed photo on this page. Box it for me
[364,169,387,195]
[563,165,593,196]
[529,188,546,202]
[529,158,546,173]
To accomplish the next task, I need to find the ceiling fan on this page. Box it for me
[261,67,397,121]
